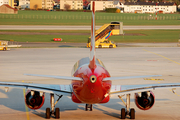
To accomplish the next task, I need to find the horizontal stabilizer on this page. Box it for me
[110,83,180,95]
[103,75,162,81]
[24,74,82,81]
[0,81,72,96]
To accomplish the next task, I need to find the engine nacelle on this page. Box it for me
[25,90,45,110]
[135,91,155,110]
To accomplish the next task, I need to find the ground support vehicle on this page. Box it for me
[96,40,117,48]
[87,22,123,48]
[0,41,9,51]
[0,46,8,51]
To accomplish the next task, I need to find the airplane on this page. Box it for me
[0,1,180,119]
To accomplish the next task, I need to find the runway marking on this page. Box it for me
[169,89,180,97]
[143,49,180,97]
[143,49,180,65]
[144,77,164,82]
[22,81,30,120]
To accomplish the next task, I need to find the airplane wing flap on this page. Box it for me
[0,82,72,96]
[110,83,180,96]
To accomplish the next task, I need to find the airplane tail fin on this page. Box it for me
[89,1,96,70]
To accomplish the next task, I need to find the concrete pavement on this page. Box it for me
[11,42,179,48]
[0,47,180,120]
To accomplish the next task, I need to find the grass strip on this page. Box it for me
[0,30,179,43]
[0,11,180,25]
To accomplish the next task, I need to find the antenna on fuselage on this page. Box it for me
[89,1,96,70]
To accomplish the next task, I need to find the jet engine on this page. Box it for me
[25,90,45,110]
[135,91,155,110]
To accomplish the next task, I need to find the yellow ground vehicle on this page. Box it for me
[96,40,117,48]
[0,41,8,51]
[0,40,22,50]
[0,46,7,51]
[87,22,123,48]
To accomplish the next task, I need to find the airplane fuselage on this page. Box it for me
[71,57,111,104]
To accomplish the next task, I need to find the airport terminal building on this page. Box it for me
[124,2,177,14]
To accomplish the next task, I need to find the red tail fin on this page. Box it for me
[89,1,96,70]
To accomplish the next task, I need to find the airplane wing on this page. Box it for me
[110,83,180,95]
[103,75,162,81]
[24,74,82,81]
[0,82,72,96]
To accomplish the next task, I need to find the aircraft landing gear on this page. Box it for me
[46,94,63,119]
[118,94,135,119]
[85,104,92,111]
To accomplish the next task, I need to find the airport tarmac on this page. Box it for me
[0,47,180,120]
[16,42,178,48]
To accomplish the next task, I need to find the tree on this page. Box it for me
[173,0,180,6]
[34,4,38,10]
[64,4,71,10]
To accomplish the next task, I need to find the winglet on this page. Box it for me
[89,1,96,70]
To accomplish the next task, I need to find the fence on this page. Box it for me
[0,14,179,20]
